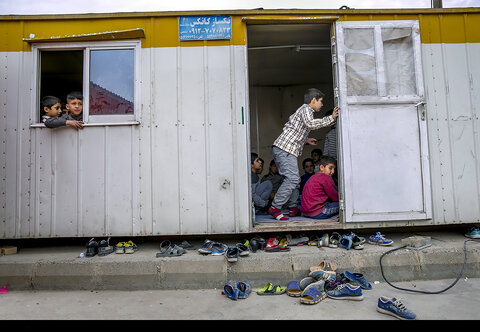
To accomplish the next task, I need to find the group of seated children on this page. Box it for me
[41,91,84,129]
[251,149,339,220]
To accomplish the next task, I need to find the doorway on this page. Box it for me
[246,23,340,227]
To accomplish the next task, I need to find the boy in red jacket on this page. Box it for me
[300,155,339,219]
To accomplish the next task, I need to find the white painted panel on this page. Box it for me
[422,44,451,223]
[150,47,181,235]
[348,104,424,215]
[137,48,153,236]
[178,47,208,234]
[79,127,106,236]
[18,51,33,237]
[468,43,480,224]
[205,46,236,233]
[443,43,480,222]
[105,126,135,235]
[34,129,53,237]
[0,53,8,237]
[53,128,80,236]
[4,53,20,237]
[232,46,252,233]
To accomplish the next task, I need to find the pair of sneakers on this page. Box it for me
[339,232,365,250]
[85,237,114,257]
[198,239,228,255]
[268,206,299,221]
[225,241,250,262]
[223,280,251,300]
[115,240,137,254]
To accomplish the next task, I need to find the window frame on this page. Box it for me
[31,40,141,126]
[337,20,423,106]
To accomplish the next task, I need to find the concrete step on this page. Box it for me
[1,231,480,291]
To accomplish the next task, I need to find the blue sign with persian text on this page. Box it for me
[179,15,232,41]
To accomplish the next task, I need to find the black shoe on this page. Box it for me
[85,238,98,257]
[225,247,239,262]
[98,237,114,256]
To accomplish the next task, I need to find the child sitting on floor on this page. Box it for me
[300,155,339,219]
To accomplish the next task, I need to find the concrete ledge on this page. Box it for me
[1,232,480,290]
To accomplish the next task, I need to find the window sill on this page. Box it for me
[30,121,140,128]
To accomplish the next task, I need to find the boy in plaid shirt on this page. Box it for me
[268,88,338,220]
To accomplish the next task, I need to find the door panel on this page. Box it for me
[335,20,432,222]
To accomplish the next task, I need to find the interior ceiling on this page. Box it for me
[247,24,332,87]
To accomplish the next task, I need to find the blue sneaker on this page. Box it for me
[326,283,363,300]
[465,226,480,239]
[377,296,416,320]
[211,242,228,256]
[344,271,372,290]
[368,232,394,246]
[339,234,353,250]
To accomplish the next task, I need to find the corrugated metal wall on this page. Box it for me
[2,10,480,238]
[423,42,480,225]
[0,45,251,238]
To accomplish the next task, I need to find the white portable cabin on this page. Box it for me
[1,8,479,239]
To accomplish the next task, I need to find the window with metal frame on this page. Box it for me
[33,41,140,125]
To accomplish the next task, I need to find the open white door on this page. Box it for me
[335,20,431,222]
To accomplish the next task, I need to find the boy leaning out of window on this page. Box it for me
[41,93,83,129]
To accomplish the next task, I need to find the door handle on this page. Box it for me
[415,101,426,121]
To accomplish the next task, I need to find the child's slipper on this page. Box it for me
[236,281,252,299]
[223,280,239,300]
[300,287,327,305]
[286,280,302,297]
[256,283,286,295]
[310,261,337,273]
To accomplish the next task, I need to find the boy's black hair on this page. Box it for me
[302,157,314,168]
[66,91,83,102]
[304,88,325,104]
[251,152,259,165]
[319,155,336,167]
[41,96,61,113]
[269,159,276,167]
[311,148,323,156]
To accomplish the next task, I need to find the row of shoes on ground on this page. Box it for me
[285,260,372,305]
[198,239,250,261]
[222,278,415,319]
